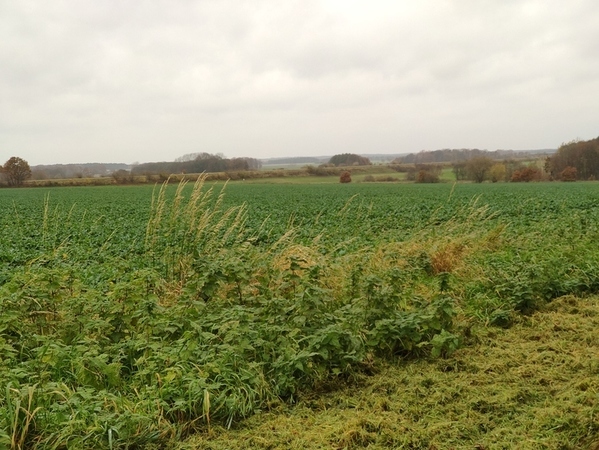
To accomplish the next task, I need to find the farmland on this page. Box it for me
[1,180,599,448]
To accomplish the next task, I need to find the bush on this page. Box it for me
[305,165,339,176]
[388,164,410,173]
[560,166,577,181]
[112,169,133,184]
[489,163,507,182]
[415,170,440,183]
[340,171,352,183]
[511,167,542,182]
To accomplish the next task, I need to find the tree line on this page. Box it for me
[395,148,553,164]
[328,153,372,166]
[388,157,544,184]
[544,137,599,181]
[399,139,599,182]
[3,139,598,187]
[131,153,262,176]
[31,163,128,180]
[450,157,544,183]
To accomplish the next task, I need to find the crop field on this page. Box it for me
[1,180,599,448]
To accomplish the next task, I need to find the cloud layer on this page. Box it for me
[1,0,598,164]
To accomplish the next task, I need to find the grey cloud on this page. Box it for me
[1,0,598,164]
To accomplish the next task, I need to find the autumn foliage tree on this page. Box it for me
[339,171,352,183]
[511,166,542,182]
[466,157,494,183]
[560,166,578,181]
[415,171,439,183]
[2,157,32,186]
[488,163,507,182]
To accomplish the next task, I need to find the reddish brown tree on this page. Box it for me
[545,137,599,179]
[560,166,578,181]
[2,157,32,186]
[511,167,542,182]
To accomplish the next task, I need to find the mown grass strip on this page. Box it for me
[186,295,599,450]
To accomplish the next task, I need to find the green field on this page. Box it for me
[1,180,599,448]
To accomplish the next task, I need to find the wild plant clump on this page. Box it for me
[0,178,458,448]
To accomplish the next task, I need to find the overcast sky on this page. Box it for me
[1,0,598,165]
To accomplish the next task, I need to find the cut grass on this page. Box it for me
[184,294,599,450]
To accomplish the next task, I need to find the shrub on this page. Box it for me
[388,164,410,173]
[112,169,133,184]
[511,167,542,182]
[376,176,400,182]
[340,171,352,183]
[415,170,440,183]
[489,163,507,182]
[305,165,338,176]
[560,166,577,181]
[363,175,400,183]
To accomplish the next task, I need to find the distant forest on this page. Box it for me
[262,156,324,165]
[28,145,593,184]
[31,163,129,179]
[545,137,599,180]
[328,153,371,166]
[132,153,262,175]
[395,148,554,164]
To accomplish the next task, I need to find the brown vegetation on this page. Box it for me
[415,170,440,183]
[545,137,599,180]
[560,165,578,182]
[511,166,542,182]
[488,163,507,182]
[466,157,494,183]
[2,156,32,186]
[339,171,352,183]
